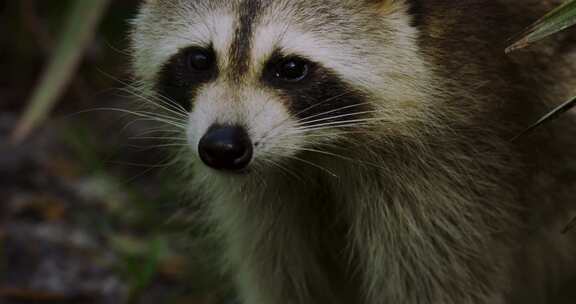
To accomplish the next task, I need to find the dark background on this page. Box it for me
[0,1,224,303]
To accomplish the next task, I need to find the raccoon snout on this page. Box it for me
[198,125,253,171]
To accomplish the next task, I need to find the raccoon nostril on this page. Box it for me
[198,125,253,171]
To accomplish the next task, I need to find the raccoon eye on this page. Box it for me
[186,48,214,71]
[274,57,310,82]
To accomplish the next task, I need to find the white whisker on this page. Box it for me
[98,69,189,116]
[295,109,385,128]
[257,90,359,144]
[296,103,368,125]
[283,155,338,178]
[260,158,302,182]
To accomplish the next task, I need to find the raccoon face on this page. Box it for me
[131,0,431,175]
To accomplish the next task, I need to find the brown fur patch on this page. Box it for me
[371,0,405,15]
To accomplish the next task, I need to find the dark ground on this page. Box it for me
[0,1,226,303]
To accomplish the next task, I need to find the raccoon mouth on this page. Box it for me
[198,125,254,172]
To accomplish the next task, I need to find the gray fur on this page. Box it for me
[130,0,576,303]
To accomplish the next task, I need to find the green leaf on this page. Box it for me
[507,0,576,53]
[11,0,111,143]
[511,95,576,141]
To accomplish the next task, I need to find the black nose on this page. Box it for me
[198,125,253,171]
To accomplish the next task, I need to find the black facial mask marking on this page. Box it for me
[263,52,371,126]
[156,46,218,112]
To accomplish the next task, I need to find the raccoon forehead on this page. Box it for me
[131,4,233,80]
[249,17,408,89]
[132,0,420,88]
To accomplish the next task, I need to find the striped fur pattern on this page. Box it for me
[130,0,576,303]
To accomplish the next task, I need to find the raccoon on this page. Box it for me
[130,0,576,303]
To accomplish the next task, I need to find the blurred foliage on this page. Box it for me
[12,0,111,142]
[508,0,576,140]
[509,0,576,232]
[507,0,576,52]
[0,1,225,303]
[1,0,136,113]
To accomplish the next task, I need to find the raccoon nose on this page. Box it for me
[198,125,253,171]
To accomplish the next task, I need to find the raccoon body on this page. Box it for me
[131,1,576,303]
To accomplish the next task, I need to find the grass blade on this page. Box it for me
[563,216,576,233]
[511,95,576,141]
[11,0,111,143]
[507,0,576,53]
